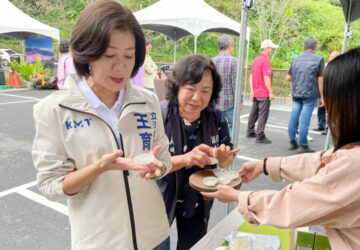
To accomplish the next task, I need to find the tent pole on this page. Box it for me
[227,0,253,215]
[173,30,177,63]
[341,22,351,53]
[243,32,251,98]
[194,35,198,54]
[174,40,177,63]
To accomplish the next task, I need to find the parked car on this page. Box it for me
[159,64,173,76]
[0,49,22,66]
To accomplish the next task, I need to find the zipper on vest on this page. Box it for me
[59,102,146,250]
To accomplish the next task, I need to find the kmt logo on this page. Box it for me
[65,118,92,130]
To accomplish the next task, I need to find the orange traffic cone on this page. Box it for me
[9,71,21,87]
[8,72,14,87]
[13,71,21,87]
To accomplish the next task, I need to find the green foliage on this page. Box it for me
[3,0,357,68]
[9,58,50,81]
[329,0,341,7]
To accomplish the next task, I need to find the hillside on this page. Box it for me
[2,0,359,68]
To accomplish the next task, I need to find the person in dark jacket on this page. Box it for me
[157,55,239,250]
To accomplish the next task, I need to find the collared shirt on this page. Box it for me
[288,50,325,99]
[77,78,125,146]
[251,53,272,98]
[212,51,238,111]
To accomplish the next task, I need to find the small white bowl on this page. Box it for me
[133,153,154,165]
[209,157,219,165]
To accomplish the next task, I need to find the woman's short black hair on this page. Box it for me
[70,0,145,78]
[59,39,70,53]
[324,46,360,151]
[165,55,222,107]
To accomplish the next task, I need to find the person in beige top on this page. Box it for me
[144,38,158,91]
[32,1,171,249]
[202,47,360,249]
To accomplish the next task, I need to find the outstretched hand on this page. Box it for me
[184,144,213,169]
[212,144,240,168]
[139,145,165,181]
[98,150,151,172]
[238,160,263,183]
[201,185,240,203]
[97,146,165,181]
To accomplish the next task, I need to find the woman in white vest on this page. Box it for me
[144,38,158,92]
[32,1,172,249]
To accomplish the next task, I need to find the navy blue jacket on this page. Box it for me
[157,100,232,224]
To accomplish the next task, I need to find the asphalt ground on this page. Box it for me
[0,88,328,250]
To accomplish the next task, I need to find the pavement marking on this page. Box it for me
[236,155,259,162]
[0,180,37,198]
[240,113,249,119]
[16,189,68,216]
[0,100,38,105]
[239,120,321,135]
[0,92,41,100]
[0,88,32,92]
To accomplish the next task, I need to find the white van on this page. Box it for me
[0,49,21,66]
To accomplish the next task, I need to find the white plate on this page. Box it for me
[133,153,154,165]
[214,246,228,250]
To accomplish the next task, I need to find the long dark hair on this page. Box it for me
[324,47,360,151]
[165,55,222,108]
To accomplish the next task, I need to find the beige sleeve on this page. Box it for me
[266,150,327,182]
[32,100,75,201]
[237,150,360,229]
[144,57,157,75]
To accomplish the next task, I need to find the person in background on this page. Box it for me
[131,64,145,87]
[144,38,158,92]
[212,35,238,136]
[286,37,324,153]
[314,51,340,135]
[32,1,172,249]
[157,55,240,250]
[56,39,76,89]
[246,39,279,144]
[202,47,360,249]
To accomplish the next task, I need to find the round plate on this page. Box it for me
[189,169,242,193]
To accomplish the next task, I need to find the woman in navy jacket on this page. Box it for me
[157,55,239,250]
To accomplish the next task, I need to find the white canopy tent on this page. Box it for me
[339,0,360,52]
[134,0,250,61]
[0,0,59,41]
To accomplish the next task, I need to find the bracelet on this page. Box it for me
[263,158,268,175]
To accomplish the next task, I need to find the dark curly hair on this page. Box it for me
[165,55,222,107]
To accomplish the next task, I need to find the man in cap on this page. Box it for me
[212,35,238,136]
[286,37,325,153]
[246,39,279,143]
